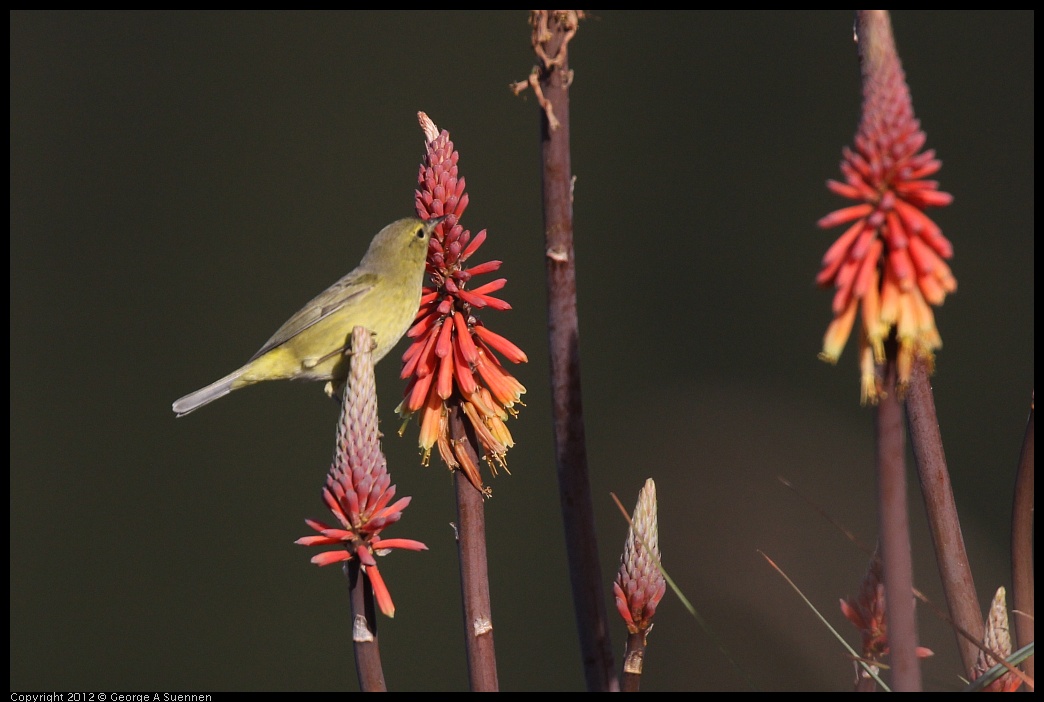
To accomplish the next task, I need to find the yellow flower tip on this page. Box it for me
[860,373,881,406]
[396,412,413,438]
[413,390,445,453]
[818,350,841,365]
[489,417,514,449]
[917,346,937,376]
[861,316,887,364]
[894,338,923,400]
[467,386,497,419]
[858,340,881,406]
[920,327,942,354]
[821,298,859,364]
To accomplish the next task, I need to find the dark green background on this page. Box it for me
[11,11,1033,691]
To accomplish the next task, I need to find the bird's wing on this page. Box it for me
[248,269,379,362]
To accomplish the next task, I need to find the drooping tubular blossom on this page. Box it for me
[613,479,666,635]
[297,326,427,618]
[972,587,1020,692]
[817,10,955,404]
[397,112,527,494]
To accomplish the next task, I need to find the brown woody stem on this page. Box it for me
[532,10,618,692]
[876,356,923,691]
[345,560,387,692]
[905,356,983,675]
[449,404,499,691]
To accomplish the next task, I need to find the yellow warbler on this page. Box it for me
[172,216,443,416]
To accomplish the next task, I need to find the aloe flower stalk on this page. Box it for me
[397,112,527,494]
[519,10,617,691]
[297,326,427,619]
[817,10,955,404]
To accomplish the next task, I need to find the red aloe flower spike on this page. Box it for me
[397,112,527,494]
[297,326,427,618]
[841,550,933,688]
[972,587,1021,692]
[816,10,955,403]
[840,551,889,667]
[613,479,666,636]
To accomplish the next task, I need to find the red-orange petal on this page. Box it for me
[435,317,454,358]
[473,293,512,311]
[461,228,486,260]
[887,247,915,288]
[436,348,454,400]
[453,344,478,397]
[917,274,946,306]
[894,199,953,257]
[474,324,529,364]
[826,179,864,200]
[907,235,941,276]
[454,312,480,363]
[469,278,507,296]
[908,188,954,208]
[406,309,437,339]
[364,564,395,618]
[614,581,636,629]
[883,211,908,251]
[475,353,524,408]
[821,220,866,269]
[401,337,427,379]
[456,288,488,308]
[406,371,434,412]
[818,203,874,229]
[852,239,883,299]
[371,538,428,552]
[311,550,352,566]
[908,161,942,180]
[832,258,859,315]
[414,327,440,378]
[453,192,470,218]
[850,223,878,261]
[464,259,502,276]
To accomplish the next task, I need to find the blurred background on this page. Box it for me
[10,11,1033,691]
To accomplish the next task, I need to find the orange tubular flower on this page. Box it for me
[817,11,955,404]
[397,112,527,494]
[297,326,427,619]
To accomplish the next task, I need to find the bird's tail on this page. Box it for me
[172,367,248,417]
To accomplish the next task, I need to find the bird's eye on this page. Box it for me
[417,226,426,238]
